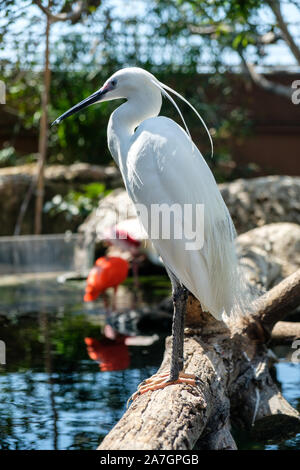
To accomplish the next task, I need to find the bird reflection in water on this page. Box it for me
[85,325,130,371]
[85,324,159,372]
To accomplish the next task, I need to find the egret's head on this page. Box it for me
[51,67,161,126]
[51,67,213,158]
[101,67,160,100]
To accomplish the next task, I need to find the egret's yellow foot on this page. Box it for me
[127,372,198,406]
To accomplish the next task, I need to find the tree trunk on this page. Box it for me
[34,7,51,235]
[266,0,300,66]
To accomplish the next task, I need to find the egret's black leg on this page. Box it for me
[167,270,188,381]
[128,270,193,405]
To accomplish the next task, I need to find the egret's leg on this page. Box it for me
[169,282,188,381]
[128,272,199,405]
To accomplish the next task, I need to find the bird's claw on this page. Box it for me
[127,371,201,407]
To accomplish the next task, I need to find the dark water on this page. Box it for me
[0,274,299,450]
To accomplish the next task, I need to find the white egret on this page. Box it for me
[52,67,253,398]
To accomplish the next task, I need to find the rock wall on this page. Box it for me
[219,175,300,233]
[1,169,299,237]
[237,222,300,291]
[79,176,300,240]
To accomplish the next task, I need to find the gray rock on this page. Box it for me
[219,175,300,233]
[237,222,300,291]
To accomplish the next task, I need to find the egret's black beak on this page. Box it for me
[51,87,107,127]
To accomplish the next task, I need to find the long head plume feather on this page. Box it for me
[151,79,191,139]
[151,78,213,159]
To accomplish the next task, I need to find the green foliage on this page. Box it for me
[0,0,268,180]
[155,0,274,59]
[0,146,17,167]
[44,182,110,220]
[48,69,118,165]
[0,145,38,167]
[51,313,101,365]
[0,308,102,371]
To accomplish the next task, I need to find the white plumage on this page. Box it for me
[53,67,253,321]
[126,116,238,319]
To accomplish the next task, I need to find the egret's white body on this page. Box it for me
[106,69,240,320]
[53,67,255,395]
[54,66,251,322]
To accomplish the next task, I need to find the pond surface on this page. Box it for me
[0,274,299,450]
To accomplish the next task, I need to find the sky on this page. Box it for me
[1,0,300,72]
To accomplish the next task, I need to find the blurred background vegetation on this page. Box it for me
[0,0,299,233]
[0,1,300,451]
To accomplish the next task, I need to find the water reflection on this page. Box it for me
[0,274,299,450]
[0,366,162,450]
[0,274,169,449]
[85,322,131,372]
[85,322,160,372]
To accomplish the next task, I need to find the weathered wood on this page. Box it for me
[196,420,237,450]
[271,321,300,344]
[251,269,300,336]
[98,322,235,450]
[98,272,300,450]
[99,336,216,450]
[98,328,300,449]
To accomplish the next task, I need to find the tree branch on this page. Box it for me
[239,52,292,99]
[271,321,300,344]
[98,335,221,450]
[189,24,281,45]
[251,269,300,337]
[97,317,243,451]
[98,296,300,450]
[33,0,85,23]
[266,0,300,66]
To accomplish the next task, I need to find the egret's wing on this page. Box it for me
[125,116,248,319]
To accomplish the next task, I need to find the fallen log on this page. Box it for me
[98,270,300,450]
[251,269,300,335]
[271,321,300,344]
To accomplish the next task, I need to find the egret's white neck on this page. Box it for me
[107,88,162,173]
